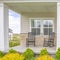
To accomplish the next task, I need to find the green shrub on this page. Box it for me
[40,48,49,56]
[9,41,20,47]
[9,34,20,47]
[56,48,60,60]
[0,51,4,58]
[23,48,35,60]
[58,48,60,51]
[9,49,18,53]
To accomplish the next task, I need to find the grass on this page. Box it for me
[9,34,20,47]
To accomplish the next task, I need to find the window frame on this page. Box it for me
[43,20,54,35]
[30,18,54,36]
[30,19,41,35]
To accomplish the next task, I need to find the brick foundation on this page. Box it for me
[20,33,56,47]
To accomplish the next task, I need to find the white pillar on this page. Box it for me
[57,2,60,50]
[0,3,9,52]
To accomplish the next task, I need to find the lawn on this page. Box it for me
[9,34,20,47]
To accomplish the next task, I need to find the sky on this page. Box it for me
[9,10,21,34]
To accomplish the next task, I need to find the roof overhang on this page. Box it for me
[0,0,60,2]
[0,1,57,16]
[4,2,57,14]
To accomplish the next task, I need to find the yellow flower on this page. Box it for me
[1,53,24,60]
[36,55,54,60]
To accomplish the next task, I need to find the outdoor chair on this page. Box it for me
[26,32,35,47]
[43,32,55,47]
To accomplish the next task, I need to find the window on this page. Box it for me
[31,18,54,35]
[31,19,41,35]
[43,20,53,35]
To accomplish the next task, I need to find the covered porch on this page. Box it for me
[17,2,57,49]
[0,1,60,53]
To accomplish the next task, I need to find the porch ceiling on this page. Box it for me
[6,2,57,14]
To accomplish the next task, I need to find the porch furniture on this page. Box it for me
[43,32,55,47]
[26,32,35,47]
[43,37,49,47]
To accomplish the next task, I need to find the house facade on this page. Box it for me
[0,0,60,52]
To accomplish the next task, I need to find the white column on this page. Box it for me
[0,3,9,52]
[57,2,60,50]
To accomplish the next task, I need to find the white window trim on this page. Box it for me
[30,18,54,36]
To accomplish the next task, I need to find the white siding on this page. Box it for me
[21,12,57,34]
[21,15,30,33]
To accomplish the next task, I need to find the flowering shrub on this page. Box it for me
[9,49,18,53]
[0,48,60,60]
[36,48,55,60]
[40,48,49,56]
[0,53,24,60]
[23,48,35,60]
[56,47,60,60]
[36,55,55,60]
[0,51,4,58]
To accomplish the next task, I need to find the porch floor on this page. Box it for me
[10,45,56,55]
